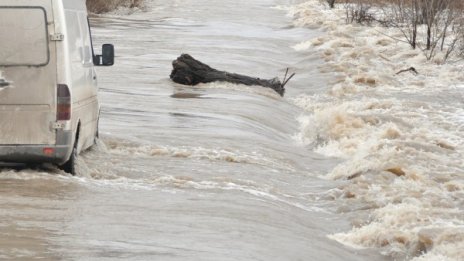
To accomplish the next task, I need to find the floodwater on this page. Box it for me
[1,0,462,260]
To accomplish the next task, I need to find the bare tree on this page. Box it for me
[442,5,464,61]
[384,0,460,59]
[345,0,375,25]
[387,0,421,49]
[416,0,463,61]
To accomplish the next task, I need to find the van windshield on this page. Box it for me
[0,7,49,67]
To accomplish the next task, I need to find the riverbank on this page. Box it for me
[288,1,464,260]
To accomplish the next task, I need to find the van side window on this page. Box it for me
[65,11,83,63]
[78,13,92,65]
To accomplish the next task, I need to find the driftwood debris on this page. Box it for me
[170,54,294,96]
[396,67,419,75]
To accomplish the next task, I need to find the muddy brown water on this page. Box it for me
[0,0,389,260]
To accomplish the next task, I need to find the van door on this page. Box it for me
[0,1,57,145]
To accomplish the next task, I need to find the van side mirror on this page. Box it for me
[93,44,114,66]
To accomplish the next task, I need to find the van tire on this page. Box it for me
[94,112,100,144]
[62,146,78,175]
[94,121,99,145]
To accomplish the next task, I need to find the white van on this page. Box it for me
[0,0,114,174]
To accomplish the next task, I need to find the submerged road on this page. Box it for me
[0,0,388,260]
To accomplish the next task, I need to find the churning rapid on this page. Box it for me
[0,0,462,260]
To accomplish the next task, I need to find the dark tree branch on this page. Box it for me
[395,67,419,75]
[170,54,291,96]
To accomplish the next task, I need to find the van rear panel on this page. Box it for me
[0,1,57,145]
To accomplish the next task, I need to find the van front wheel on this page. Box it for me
[61,146,78,175]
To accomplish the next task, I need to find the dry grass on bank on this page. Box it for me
[86,0,143,14]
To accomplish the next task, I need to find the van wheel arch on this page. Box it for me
[60,121,81,175]
[74,121,81,151]
[96,111,100,140]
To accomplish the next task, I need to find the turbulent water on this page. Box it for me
[1,0,463,260]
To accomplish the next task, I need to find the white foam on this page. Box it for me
[104,140,295,171]
[290,0,464,259]
[0,168,73,181]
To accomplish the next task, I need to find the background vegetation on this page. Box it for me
[324,0,464,62]
[86,0,143,14]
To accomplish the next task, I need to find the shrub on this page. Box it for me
[341,0,464,61]
[345,0,376,25]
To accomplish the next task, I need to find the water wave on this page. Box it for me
[103,138,295,171]
[290,1,464,260]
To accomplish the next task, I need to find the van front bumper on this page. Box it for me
[0,130,73,165]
